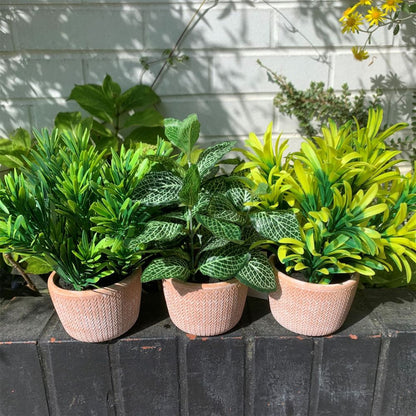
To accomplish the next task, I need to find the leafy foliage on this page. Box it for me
[137,114,300,292]
[239,108,416,285]
[258,60,383,137]
[0,128,166,290]
[0,128,33,170]
[55,74,165,155]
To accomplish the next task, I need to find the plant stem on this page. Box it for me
[188,207,195,274]
[4,253,39,294]
[151,0,211,89]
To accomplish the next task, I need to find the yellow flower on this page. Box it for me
[365,7,387,25]
[382,0,402,12]
[357,0,372,5]
[352,46,370,61]
[339,6,358,21]
[341,11,364,33]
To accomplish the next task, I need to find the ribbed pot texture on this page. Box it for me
[269,256,359,336]
[48,269,142,342]
[162,278,248,336]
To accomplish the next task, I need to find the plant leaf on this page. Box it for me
[199,245,250,279]
[179,164,201,207]
[164,114,200,156]
[123,108,164,128]
[236,251,276,292]
[196,213,242,241]
[133,171,182,206]
[118,85,160,113]
[141,256,190,282]
[197,141,236,179]
[250,210,301,241]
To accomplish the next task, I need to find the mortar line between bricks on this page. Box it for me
[308,338,324,416]
[244,336,255,416]
[177,335,189,416]
[36,342,52,416]
[106,344,118,416]
[370,337,391,416]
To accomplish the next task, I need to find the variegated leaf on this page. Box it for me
[250,210,300,242]
[208,194,246,224]
[236,252,276,292]
[196,213,242,241]
[130,221,183,246]
[199,245,250,279]
[141,256,190,282]
[197,141,236,179]
[133,171,182,206]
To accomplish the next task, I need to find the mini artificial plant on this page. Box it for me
[0,127,170,290]
[239,108,416,285]
[131,114,300,292]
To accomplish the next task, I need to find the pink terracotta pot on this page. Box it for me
[162,278,248,336]
[269,257,359,336]
[48,269,142,343]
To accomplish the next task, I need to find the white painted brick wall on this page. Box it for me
[0,0,414,153]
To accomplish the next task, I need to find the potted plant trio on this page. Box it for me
[238,108,416,336]
[0,126,170,342]
[132,113,300,336]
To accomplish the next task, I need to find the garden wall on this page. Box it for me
[0,0,415,151]
[1,287,416,416]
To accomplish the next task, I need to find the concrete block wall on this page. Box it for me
[0,0,415,151]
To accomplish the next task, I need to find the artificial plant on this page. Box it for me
[132,114,300,292]
[0,127,169,290]
[238,108,416,285]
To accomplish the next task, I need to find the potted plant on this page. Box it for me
[238,108,416,336]
[0,127,169,342]
[131,114,299,336]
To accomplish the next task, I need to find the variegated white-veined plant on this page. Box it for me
[0,126,171,290]
[131,114,300,292]
[239,108,416,285]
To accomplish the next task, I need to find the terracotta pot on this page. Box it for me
[162,278,248,336]
[48,269,142,342]
[269,256,359,336]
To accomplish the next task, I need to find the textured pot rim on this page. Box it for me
[269,255,359,292]
[48,268,141,297]
[164,277,240,291]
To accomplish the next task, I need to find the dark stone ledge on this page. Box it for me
[1,287,415,416]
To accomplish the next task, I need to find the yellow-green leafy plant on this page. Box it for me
[239,108,416,285]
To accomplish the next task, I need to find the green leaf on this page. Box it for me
[199,244,250,279]
[250,211,301,242]
[196,213,242,241]
[54,111,83,130]
[409,4,416,12]
[133,171,182,206]
[164,114,200,156]
[123,108,164,128]
[68,84,115,122]
[118,85,160,113]
[102,74,121,99]
[393,24,400,35]
[236,252,276,292]
[125,126,166,146]
[24,256,53,274]
[141,256,190,282]
[179,164,201,207]
[130,221,183,246]
[197,141,236,178]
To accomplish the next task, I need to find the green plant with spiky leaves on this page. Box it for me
[0,128,168,290]
[239,108,416,285]
[132,114,300,292]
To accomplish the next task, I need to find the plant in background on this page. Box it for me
[0,128,169,290]
[340,0,416,61]
[239,108,416,286]
[55,74,165,155]
[130,114,300,292]
[258,60,383,137]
